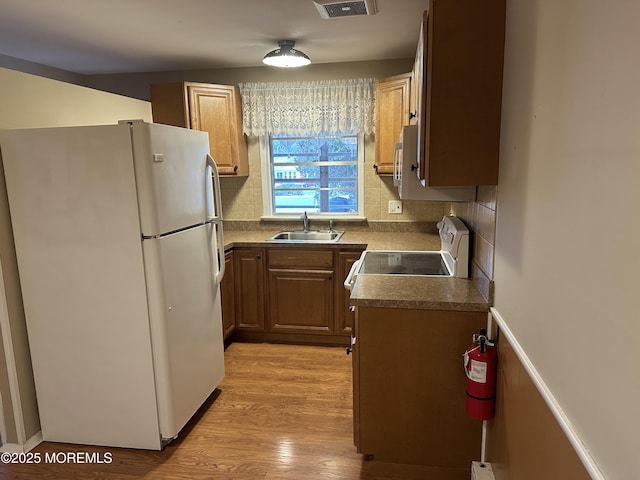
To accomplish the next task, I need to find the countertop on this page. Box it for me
[223,229,441,251]
[222,226,489,313]
[349,275,489,312]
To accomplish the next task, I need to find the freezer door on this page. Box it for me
[142,222,225,440]
[129,122,212,236]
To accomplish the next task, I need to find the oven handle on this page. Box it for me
[344,259,361,291]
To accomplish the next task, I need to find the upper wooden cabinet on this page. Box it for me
[415,1,506,186]
[150,82,249,176]
[374,73,411,176]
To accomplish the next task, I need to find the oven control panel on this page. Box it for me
[438,216,470,276]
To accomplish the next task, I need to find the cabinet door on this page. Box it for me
[187,84,248,176]
[233,248,265,330]
[150,82,249,177]
[355,306,485,467]
[414,11,428,178]
[150,82,189,128]
[416,1,504,186]
[374,73,411,175]
[267,269,334,335]
[220,250,235,340]
[335,250,363,335]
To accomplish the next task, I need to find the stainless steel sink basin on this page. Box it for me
[269,230,344,242]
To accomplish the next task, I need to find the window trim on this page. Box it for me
[259,134,366,220]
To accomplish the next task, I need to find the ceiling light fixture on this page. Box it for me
[262,40,311,68]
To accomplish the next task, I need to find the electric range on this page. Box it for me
[344,215,470,290]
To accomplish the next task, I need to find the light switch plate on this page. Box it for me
[388,200,403,214]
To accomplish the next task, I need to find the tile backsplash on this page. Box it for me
[447,185,497,302]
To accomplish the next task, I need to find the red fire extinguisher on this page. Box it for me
[463,328,497,421]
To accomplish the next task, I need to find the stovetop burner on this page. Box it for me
[359,251,450,276]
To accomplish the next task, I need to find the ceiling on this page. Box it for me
[0,0,428,75]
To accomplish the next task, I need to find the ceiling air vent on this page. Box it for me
[313,0,378,19]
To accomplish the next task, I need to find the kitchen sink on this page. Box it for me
[269,230,344,242]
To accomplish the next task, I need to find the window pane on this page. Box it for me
[274,190,318,213]
[270,133,359,215]
[329,190,357,213]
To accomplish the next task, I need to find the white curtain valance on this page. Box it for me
[238,78,376,136]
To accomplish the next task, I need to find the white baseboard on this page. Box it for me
[0,430,42,453]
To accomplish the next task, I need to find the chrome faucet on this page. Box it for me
[329,220,334,232]
[301,211,310,232]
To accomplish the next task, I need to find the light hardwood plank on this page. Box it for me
[0,343,467,479]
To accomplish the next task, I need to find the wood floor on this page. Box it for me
[1,343,459,479]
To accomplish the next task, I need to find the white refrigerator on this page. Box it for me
[0,120,225,450]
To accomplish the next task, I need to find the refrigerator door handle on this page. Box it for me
[205,154,223,222]
[206,154,225,285]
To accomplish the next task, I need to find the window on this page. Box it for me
[262,133,364,217]
[240,78,374,219]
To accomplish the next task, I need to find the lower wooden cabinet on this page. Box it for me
[228,245,364,345]
[268,269,334,334]
[233,248,265,331]
[267,248,334,334]
[220,251,235,340]
[352,306,486,470]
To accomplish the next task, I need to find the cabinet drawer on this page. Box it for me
[268,249,333,269]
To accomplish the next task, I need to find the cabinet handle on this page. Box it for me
[410,164,417,171]
[233,165,238,172]
[328,276,332,280]
[372,164,378,171]
[346,336,355,355]
[409,112,416,120]
[256,255,261,259]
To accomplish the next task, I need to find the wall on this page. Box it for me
[0,66,152,449]
[0,67,151,129]
[86,59,449,224]
[490,1,639,478]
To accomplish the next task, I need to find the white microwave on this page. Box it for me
[393,125,475,201]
